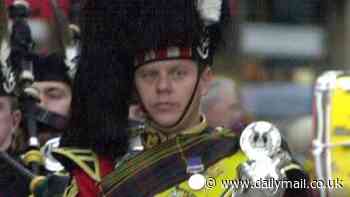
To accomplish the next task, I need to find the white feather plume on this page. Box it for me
[0,40,16,94]
[196,0,223,26]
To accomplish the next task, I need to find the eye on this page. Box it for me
[138,70,158,82]
[262,134,268,144]
[171,69,187,80]
[253,134,259,142]
[46,89,65,100]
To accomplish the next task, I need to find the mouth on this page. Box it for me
[153,102,176,112]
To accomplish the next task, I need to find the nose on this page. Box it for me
[156,73,172,94]
[38,94,47,108]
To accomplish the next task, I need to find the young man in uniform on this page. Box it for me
[100,0,310,197]
[97,1,245,196]
[10,53,76,175]
[32,53,73,144]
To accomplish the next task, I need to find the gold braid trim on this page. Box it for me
[53,148,101,182]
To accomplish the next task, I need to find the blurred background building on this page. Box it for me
[213,0,347,125]
[211,0,350,168]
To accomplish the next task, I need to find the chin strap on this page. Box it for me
[24,105,69,132]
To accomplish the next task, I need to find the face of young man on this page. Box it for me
[33,81,72,144]
[135,59,211,128]
[33,81,72,117]
[0,96,21,151]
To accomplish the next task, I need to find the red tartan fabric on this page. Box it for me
[135,47,192,67]
[72,156,114,197]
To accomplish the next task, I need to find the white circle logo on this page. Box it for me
[188,173,206,190]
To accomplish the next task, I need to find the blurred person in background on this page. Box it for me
[0,93,27,197]
[8,53,76,180]
[8,0,80,149]
[201,77,252,133]
[32,53,73,144]
[0,59,27,197]
[13,53,75,154]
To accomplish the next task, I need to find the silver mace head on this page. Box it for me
[240,121,282,161]
[239,121,284,182]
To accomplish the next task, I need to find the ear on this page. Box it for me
[199,67,213,96]
[11,110,22,132]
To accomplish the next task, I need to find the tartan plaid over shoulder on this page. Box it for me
[101,128,244,197]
